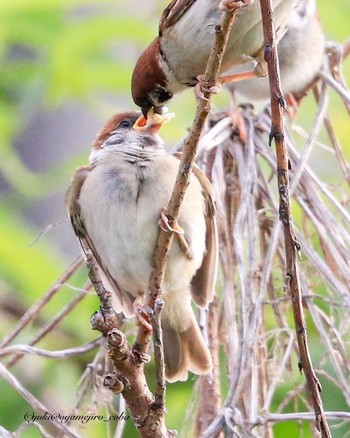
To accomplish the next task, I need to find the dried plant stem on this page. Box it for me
[7,281,90,368]
[151,299,166,409]
[312,85,350,184]
[238,411,350,426]
[318,69,350,105]
[195,151,222,437]
[0,362,80,438]
[0,255,83,349]
[259,0,331,436]
[0,338,103,359]
[196,298,222,436]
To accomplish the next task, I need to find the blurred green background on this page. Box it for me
[0,0,349,437]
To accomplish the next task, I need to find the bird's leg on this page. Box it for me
[159,208,194,260]
[219,50,268,86]
[195,75,221,101]
[230,105,248,143]
[285,93,300,121]
[218,69,260,86]
[195,70,259,102]
[133,293,153,332]
[219,0,254,12]
[196,47,268,100]
[159,208,184,234]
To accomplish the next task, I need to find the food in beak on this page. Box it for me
[133,108,174,133]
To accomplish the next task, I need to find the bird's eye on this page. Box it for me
[157,89,173,103]
[118,120,131,128]
[150,88,173,106]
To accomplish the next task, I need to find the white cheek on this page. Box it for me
[89,148,107,163]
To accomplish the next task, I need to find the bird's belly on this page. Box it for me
[162,0,297,83]
[82,179,163,294]
[80,162,206,297]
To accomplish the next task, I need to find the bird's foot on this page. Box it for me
[159,208,184,234]
[219,0,254,12]
[285,93,300,121]
[195,75,221,101]
[133,297,153,332]
[159,208,194,260]
[230,106,248,143]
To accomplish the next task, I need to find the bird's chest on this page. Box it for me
[85,159,171,239]
[100,159,152,203]
[79,159,176,290]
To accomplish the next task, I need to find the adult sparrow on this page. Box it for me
[66,111,218,382]
[131,0,298,116]
[230,0,325,102]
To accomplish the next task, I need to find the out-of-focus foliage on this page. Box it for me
[0,0,349,437]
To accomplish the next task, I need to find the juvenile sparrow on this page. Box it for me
[230,0,325,102]
[66,111,218,382]
[131,0,298,116]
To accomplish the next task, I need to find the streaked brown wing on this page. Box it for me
[65,165,134,316]
[191,163,218,307]
[159,0,197,35]
[172,153,219,308]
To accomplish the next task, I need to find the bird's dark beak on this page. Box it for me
[142,106,151,119]
[141,105,163,119]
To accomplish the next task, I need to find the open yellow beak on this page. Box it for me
[133,109,174,133]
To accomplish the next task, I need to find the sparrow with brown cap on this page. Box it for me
[66,111,218,382]
[131,0,298,116]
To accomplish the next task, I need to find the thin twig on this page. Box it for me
[0,425,12,438]
[0,256,83,349]
[312,85,350,184]
[0,338,103,359]
[14,422,54,438]
[0,363,81,438]
[259,0,331,436]
[262,332,295,412]
[247,411,350,426]
[114,397,127,438]
[151,299,166,409]
[318,69,350,105]
[196,298,222,435]
[7,281,91,368]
